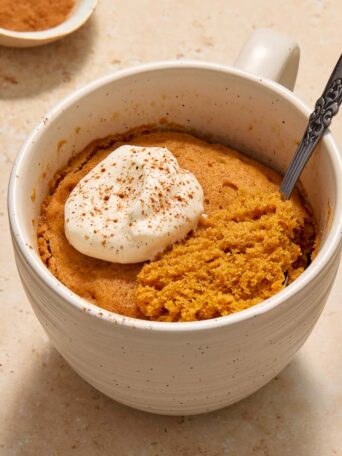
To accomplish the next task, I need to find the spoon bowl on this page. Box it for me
[0,0,97,48]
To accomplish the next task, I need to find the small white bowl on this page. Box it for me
[0,0,97,48]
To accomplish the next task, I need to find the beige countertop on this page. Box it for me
[1,1,341,454]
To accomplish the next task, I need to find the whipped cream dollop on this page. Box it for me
[64,145,204,263]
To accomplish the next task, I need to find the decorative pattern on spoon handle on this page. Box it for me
[280,54,342,199]
[304,77,342,146]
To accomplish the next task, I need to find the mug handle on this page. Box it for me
[234,28,300,91]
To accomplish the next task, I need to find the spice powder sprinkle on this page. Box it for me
[0,0,75,32]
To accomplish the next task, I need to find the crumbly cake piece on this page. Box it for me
[137,190,315,321]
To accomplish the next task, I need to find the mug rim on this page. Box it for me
[8,60,342,332]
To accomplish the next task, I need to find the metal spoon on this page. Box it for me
[280,54,342,199]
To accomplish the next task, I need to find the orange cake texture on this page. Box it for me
[37,129,316,321]
[137,190,314,321]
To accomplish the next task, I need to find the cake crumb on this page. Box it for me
[136,190,315,322]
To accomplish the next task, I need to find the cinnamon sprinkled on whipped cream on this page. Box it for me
[64,145,204,263]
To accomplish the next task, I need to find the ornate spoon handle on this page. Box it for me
[280,54,342,199]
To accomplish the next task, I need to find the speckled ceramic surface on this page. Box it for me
[7,51,342,415]
[1,0,342,454]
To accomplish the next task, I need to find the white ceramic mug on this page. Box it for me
[8,29,342,415]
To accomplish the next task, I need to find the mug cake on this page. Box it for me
[37,127,317,322]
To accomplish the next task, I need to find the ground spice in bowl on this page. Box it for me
[0,0,75,32]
